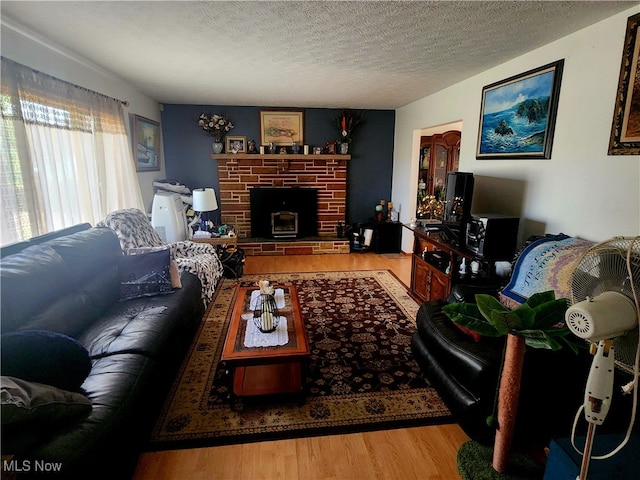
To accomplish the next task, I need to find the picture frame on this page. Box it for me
[259,110,304,146]
[225,135,247,153]
[132,115,162,172]
[608,12,640,155]
[476,59,564,159]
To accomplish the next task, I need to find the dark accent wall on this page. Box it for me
[160,105,395,225]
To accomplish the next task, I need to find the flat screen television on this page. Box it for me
[441,171,474,247]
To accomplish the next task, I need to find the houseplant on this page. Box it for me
[198,113,234,153]
[443,291,581,474]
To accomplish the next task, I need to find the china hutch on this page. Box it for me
[416,130,461,220]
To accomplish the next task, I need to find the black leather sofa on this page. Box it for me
[411,234,598,445]
[1,224,206,479]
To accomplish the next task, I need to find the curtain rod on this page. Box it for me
[2,56,130,107]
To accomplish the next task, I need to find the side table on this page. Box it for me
[192,236,242,279]
[191,236,237,248]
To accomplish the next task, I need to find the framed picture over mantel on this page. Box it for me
[259,110,304,146]
[476,59,564,160]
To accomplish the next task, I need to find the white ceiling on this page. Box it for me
[1,1,636,110]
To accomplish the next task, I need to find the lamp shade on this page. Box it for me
[192,188,218,212]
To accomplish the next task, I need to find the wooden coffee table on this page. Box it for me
[221,285,310,409]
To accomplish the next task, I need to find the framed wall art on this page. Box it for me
[476,59,564,160]
[259,110,304,146]
[608,12,640,155]
[132,115,162,172]
[225,135,247,153]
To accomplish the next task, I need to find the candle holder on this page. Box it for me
[253,293,279,333]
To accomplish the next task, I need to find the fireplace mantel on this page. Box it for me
[212,153,351,161]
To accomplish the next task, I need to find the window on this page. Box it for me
[0,58,144,246]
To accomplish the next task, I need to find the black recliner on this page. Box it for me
[411,287,590,445]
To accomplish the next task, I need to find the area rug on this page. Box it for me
[149,270,453,450]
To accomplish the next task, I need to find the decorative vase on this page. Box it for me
[253,293,279,333]
[340,142,349,154]
[212,142,224,154]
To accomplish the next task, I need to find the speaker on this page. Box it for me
[442,172,475,246]
[465,213,520,260]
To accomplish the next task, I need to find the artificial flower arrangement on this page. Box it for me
[335,109,364,144]
[198,113,234,142]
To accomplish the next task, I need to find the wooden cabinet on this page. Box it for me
[407,225,471,302]
[407,224,504,303]
[411,255,451,302]
[417,130,461,219]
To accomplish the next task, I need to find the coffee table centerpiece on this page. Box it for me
[253,280,279,333]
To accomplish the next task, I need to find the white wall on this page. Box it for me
[1,20,163,212]
[394,6,640,252]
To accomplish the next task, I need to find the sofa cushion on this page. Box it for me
[0,245,71,333]
[25,353,158,472]
[0,228,122,336]
[1,376,92,426]
[20,269,121,337]
[119,248,173,300]
[79,272,203,360]
[1,330,92,392]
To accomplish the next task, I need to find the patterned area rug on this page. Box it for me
[149,270,452,450]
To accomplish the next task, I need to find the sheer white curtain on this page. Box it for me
[0,58,144,245]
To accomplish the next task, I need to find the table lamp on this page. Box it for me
[191,188,218,238]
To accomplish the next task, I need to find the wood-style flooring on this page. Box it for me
[132,252,469,480]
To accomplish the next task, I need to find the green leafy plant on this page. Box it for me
[444,290,584,473]
[443,290,581,353]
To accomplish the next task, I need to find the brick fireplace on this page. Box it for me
[216,154,351,255]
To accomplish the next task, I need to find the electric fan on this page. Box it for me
[565,236,640,480]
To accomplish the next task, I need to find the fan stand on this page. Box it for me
[579,422,596,480]
[575,339,616,480]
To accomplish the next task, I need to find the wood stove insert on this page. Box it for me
[250,187,318,239]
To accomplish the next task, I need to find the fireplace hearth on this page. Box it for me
[250,188,318,239]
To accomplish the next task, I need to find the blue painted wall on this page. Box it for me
[160,105,395,225]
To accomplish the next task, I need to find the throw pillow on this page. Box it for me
[0,330,92,392]
[125,246,182,289]
[119,247,174,300]
[1,376,92,427]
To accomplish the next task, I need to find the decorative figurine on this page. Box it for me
[247,139,257,154]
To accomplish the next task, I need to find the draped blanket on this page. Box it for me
[99,208,223,306]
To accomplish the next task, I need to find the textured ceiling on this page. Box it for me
[1,1,636,109]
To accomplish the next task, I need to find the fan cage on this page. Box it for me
[569,237,640,375]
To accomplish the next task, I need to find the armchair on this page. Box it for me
[99,208,224,306]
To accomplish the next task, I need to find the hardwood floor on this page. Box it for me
[132,252,470,480]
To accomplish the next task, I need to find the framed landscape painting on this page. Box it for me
[132,115,162,171]
[259,110,304,146]
[476,59,564,159]
[608,12,640,155]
